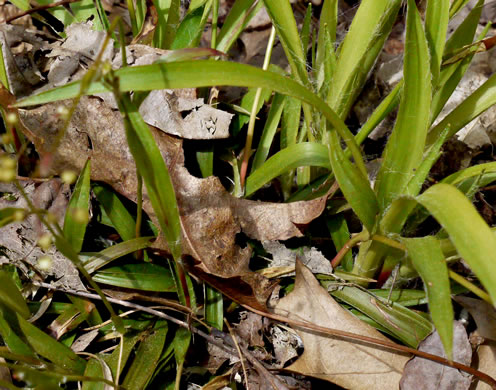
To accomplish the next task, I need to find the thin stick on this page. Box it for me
[242,304,496,389]
[224,319,249,390]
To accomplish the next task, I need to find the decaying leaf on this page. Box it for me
[454,296,496,341]
[400,321,472,390]
[273,260,409,389]
[0,180,84,290]
[475,342,496,390]
[262,240,333,276]
[16,94,326,309]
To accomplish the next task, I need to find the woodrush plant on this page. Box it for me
[4,0,496,384]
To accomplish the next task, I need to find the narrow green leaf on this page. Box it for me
[93,184,136,241]
[173,327,191,366]
[0,307,86,373]
[122,322,167,390]
[263,0,310,87]
[425,0,450,86]
[171,5,209,49]
[449,0,472,18]
[403,236,453,359]
[93,263,175,291]
[251,93,285,172]
[205,286,223,330]
[83,236,153,274]
[327,0,401,118]
[245,143,330,197]
[117,94,182,260]
[328,130,379,232]
[375,0,431,211]
[163,0,181,49]
[331,286,433,347]
[0,271,30,319]
[216,0,259,53]
[315,0,337,77]
[63,158,91,253]
[441,162,496,189]
[416,183,496,304]
[427,71,496,149]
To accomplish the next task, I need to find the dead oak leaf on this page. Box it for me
[273,260,409,389]
[17,96,326,309]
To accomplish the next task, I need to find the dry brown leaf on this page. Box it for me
[400,321,472,390]
[17,95,326,309]
[475,342,496,390]
[273,260,409,389]
[0,180,84,290]
[454,296,496,341]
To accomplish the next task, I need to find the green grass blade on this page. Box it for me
[327,0,401,118]
[163,0,181,49]
[330,286,433,347]
[315,0,337,79]
[263,0,310,88]
[328,130,379,232]
[93,184,137,241]
[171,4,210,49]
[122,322,168,390]
[425,0,450,86]
[403,236,453,359]
[116,94,182,260]
[205,286,223,330]
[449,0,472,18]
[93,263,175,291]
[63,158,91,253]
[0,307,87,373]
[431,0,485,121]
[83,236,153,274]
[0,271,30,319]
[427,70,496,148]
[441,162,496,189]
[216,0,259,53]
[245,143,330,197]
[251,93,285,172]
[417,183,496,304]
[374,0,431,211]
[17,60,367,177]
[300,4,312,54]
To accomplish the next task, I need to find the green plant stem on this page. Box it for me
[448,269,492,304]
[211,0,219,49]
[331,230,369,268]
[240,26,276,189]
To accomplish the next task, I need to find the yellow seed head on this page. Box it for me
[38,255,53,271]
[61,170,77,185]
[12,209,26,222]
[37,233,53,251]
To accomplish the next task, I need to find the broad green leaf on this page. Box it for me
[122,322,167,390]
[375,0,431,211]
[251,93,285,172]
[93,263,175,291]
[71,0,105,30]
[83,236,153,274]
[116,94,181,260]
[403,236,453,359]
[64,158,91,253]
[416,183,496,304]
[425,0,450,86]
[8,0,29,10]
[328,130,379,232]
[245,143,330,197]
[330,286,433,347]
[93,184,137,241]
[104,333,141,379]
[0,271,30,319]
[327,0,401,118]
